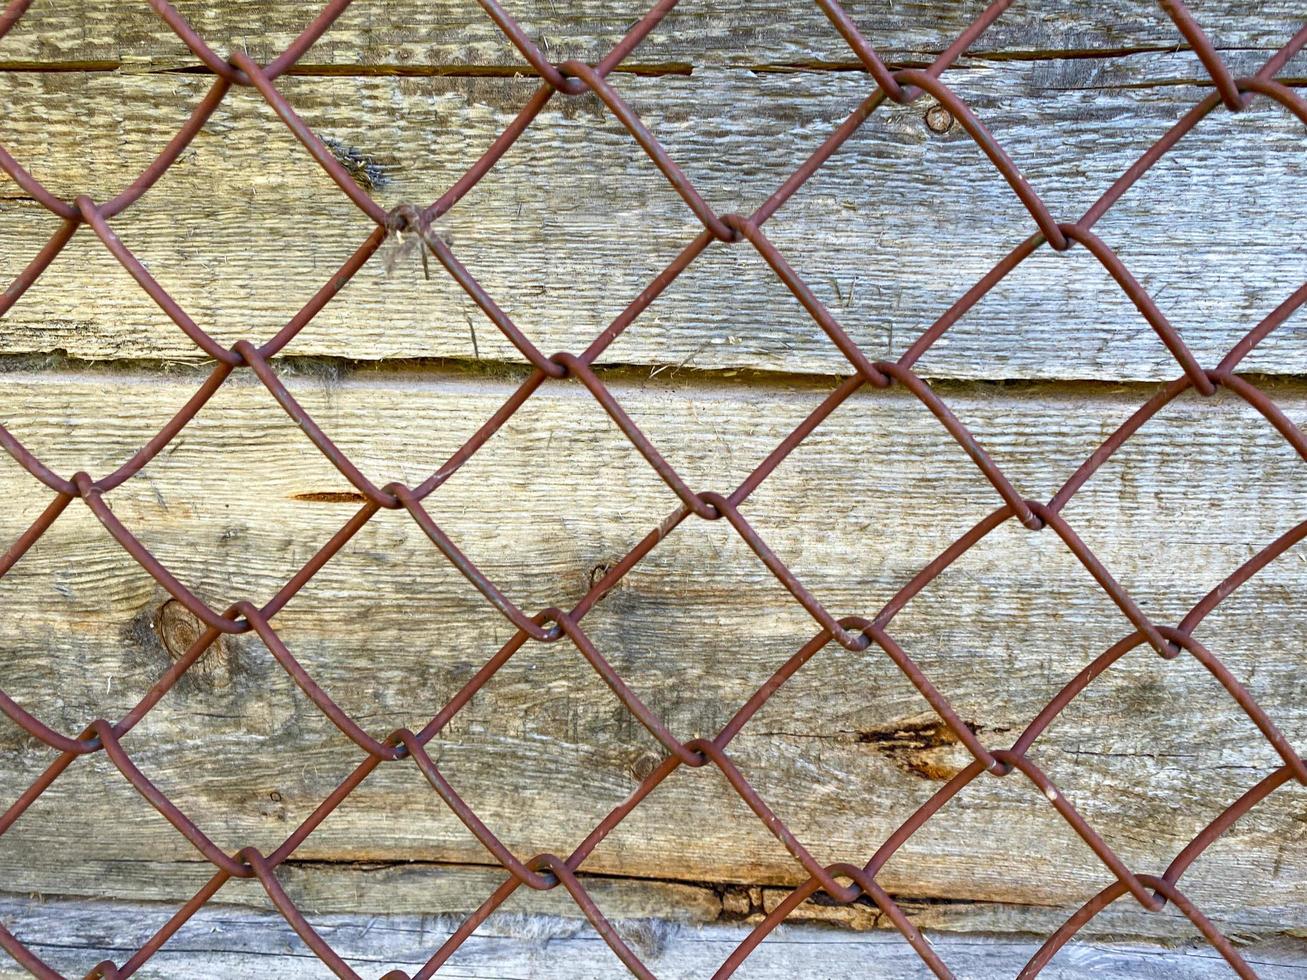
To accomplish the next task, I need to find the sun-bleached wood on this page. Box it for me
[0,367,1303,950]
[1,52,1303,380]
[0,1,1300,69]
[6,897,1307,980]
[2,3,1305,970]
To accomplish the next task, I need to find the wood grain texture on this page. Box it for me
[5,898,1306,980]
[0,367,1304,944]
[1,2,1306,969]
[1,53,1304,380]
[0,1,1301,69]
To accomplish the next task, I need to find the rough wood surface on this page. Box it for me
[1,56,1303,379]
[2,2,1305,972]
[0,366,1304,948]
[5,899,1306,980]
[0,1,1301,69]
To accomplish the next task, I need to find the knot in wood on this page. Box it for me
[924,102,954,134]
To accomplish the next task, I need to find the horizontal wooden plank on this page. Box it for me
[6,898,1306,980]
[0,367,1304,938]
[2,853,1302,946]
[1,55,1303,380]
[0,1,1301,70]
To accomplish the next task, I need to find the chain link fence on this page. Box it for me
[0,0,1305,977]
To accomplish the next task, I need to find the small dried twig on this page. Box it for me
[383,203,442,279]
[383,203,478,358]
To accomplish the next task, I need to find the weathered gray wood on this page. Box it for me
[3,897,1307,979]
[3,897,1307,980]
[2,55,1303,380]
[2,3,1304,973]
[3,854,1294,945]
[0,367,1303,942]
[0,1,1300,69]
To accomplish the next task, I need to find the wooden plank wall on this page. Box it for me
[1,1,1305,976]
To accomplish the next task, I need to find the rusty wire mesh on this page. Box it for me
[0,0,1305,977]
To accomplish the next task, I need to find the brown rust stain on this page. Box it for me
[291,490,369,504]
[857,715,977,781]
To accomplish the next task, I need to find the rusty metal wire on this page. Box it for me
[0,0,1304,977]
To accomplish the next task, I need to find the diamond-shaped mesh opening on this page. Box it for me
[0,473,177,736]
[1054,385,1307,619]
[437,86,711,363]
[398,651,673,857]
[1087,101,1307,374]
[578,516,823,740]
[71,373,375,606]
[732,381,1019,616]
